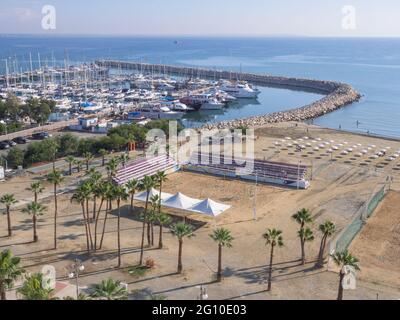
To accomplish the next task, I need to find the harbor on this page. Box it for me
[1,59,360,143]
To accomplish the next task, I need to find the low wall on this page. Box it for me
[0,119,78,142]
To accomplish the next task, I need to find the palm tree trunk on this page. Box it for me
[268,245,275,291]
[337,272,345,300]
[300,237,305,265]
[151,222,154,246]
[147,221,151,246]
[69,163,72,175]
[139,195,150,265]
[81,202,90,252]
[86,161,89,171]
[92,196,97,220]
[159,225,163,249]
[102,156,105,167]
[0,282,6,300]
[33,214,38,242]
[53,185,58,250]
[317,235,327,267]
[99,202,110,250]
[86,199,94,250]
[177,239,183,274]
[94,198,104,250]
[130,194,134,214]
[217,244,222,282]
[6,207,12,237]
[117,200,121,268]
[34,192,38,204]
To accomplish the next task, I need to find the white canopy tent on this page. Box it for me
[134,188,172,202]
[133,189,231,217]
[162,192,200,210]
[189,199,231,217]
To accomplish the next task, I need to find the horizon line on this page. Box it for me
[1,33,400,39]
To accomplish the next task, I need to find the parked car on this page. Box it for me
[3,140,17,147]
[0,141,10,150]
[32,132,51,140]
[12,137,28,144]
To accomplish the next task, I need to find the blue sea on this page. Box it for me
[1,35,400,137]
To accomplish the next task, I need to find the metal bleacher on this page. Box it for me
[113,154,179,185]
[185,153,310,189]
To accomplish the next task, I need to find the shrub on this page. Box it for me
[56,133,79,157]
[6,148,24,169]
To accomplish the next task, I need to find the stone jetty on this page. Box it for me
[96,60,361,130]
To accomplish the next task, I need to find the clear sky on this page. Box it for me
[0,0,399,37]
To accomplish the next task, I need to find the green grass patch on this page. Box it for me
[128,266,150,277]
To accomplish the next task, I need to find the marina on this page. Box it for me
[1,57,360,144]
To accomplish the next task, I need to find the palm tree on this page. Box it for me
[0,194,18,237]
[155,212,172,249]
[126,179,139,214]
[210,228,234,282]
[63,293,90,300]
[65,155,75,175]
[119,153,130,167]
[99,183,116,250]
[22,202,46,242]
[114,185,128,268]
[263,228,284,291]
[46,170,65,250]
[106,157,120,181]
[87,169,103,220]
[93,182,109,250]
[83,152,94,171]
[330,250,360,300]
[91,278,128,300]
[292,208,313,264]
[154,171,168,213]
[0,249,24,300]
[170,222,195,274]
[298,227,314,265]
[17,273,54,300]
[74,159,83,173]
[28,181,44,203]
[149,195,161,246]
[72,183,93,252]
[98,149,108,167]
[82,182,94,249]
[317,221,336,268]
[71,189,89,251]
[138,176,156,265]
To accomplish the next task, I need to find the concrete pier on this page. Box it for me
[96,60,361,129]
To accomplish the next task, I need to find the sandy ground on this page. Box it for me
[1,122,400,300]
[350,191,400,288]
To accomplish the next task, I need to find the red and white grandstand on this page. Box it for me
[113,154,180,185]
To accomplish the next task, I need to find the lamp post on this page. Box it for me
[198,285,208,300]
[68,259,85,299]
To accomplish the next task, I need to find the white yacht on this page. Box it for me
[159,100,193,112]
[201,98,225,110]
[136,103,184,120]
[218,81,260,98]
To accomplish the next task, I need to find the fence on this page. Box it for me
[327,181,390,268]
